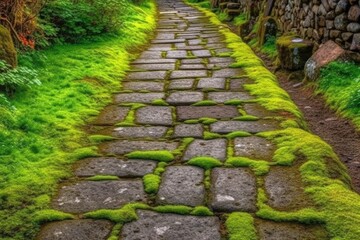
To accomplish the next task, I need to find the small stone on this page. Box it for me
[136,106,173,125]
[212,68,244,78]
[334,13,348,31]
[168,79,195,89]
[122,81,164,91]
[112,126,168,138]
[208,57,234,63]
[197,78,226,89]
[115,93,165,104]
[37,220,113,240]
[173,124,204,138]
[93,106,129,125]
[208,92,254,103]
[127,71,167,80]
[210,120,280,133]
[157,166,205,206]
[100,140,178,155]
[347,23,360,33]
[177,106,239,120]
[181,58,204,64]
[166,50,188,58]
[192,49,212,57]
[179,64,207,70]
[121,210,221,240]
[53,180,145,213]
[183,139,227,161]
[210,168,257,212]
[348,5,360,22]
[234,136,276,160]
[167,91,204,105]
[170,70,208,79]
[75,158,157,177]
[335,0,350,14]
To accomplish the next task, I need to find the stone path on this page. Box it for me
[36,0,330,239]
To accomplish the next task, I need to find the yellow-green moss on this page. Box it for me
[226,157,270,175]
[204,131,223,140]
[86,175,119,181]
[192,100,217,106]
[153,205,193,215]
[226,131,252,139]
[234,115,259,121]
[152,99,169,106]
[187,157,223,169]
[126,150,175,162]
[226,212,257,240]
[143,174,161,194]
[89,135,116,144]
[33,210,74,224]
[191,206,214,216]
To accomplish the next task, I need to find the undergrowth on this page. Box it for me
[0,1,157,239]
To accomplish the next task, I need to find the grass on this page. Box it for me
[0,1,157,239]
[316,61,360,129]
[126,150,175,162]
[187,156,223,169]
[225,212,257,240]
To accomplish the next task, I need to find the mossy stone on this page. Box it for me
[0,25,17,68]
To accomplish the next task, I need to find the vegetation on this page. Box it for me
[126,150,175,162]
[225,212,257,240]
[187,156,223,169]
[0,0,157,239]
[143,174,161,194]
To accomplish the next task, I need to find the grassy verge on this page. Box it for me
[316,61,360,129]
[0,1,157,239]
[187,1,360,239]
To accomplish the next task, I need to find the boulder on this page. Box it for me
[304,40,349,80]
[0,25,17,68]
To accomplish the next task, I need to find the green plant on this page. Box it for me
[187,157,223,169]
[226,212,257,240]
[126,150,175,162]
[143,174,161,194]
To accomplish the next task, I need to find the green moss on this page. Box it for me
[172,137,194,155]
[86,175,119,181]
[226,131,252,139]
[108,224,122,240]
[143,174,161,194]
[217,51,233,57]
[71,146,99,160]
[204,169,211,189]
[89,135,116,143]
[116,109,136,126]
[233,115,259,121]
[33,210,74,224]
[191,206,214,216]
[152,99,169,106]
[199,117,217,124]
[224,99,243,105]
[153,205,193,215]
[204,131,223,140]
[226,157,270,175]
[226,212,257,240]
[192,100,217,106]
[184,119,200,124]
[233,13,248,26]
[126,150,175,162]
[187,157,223,169]
[84,203,150,223]
[154,162,167,175]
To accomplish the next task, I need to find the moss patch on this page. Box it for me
[187,157,223,169]
[126,150,175,162]
[226,157,270,175]
[190,206,214,216]
[226,131,252,139]
[86,175,119,181]
[192,100,217,106]
[89,135,116,144]
[226,212,257,240]
[33,209,74,224]
[153,205,193,215]
[143,174,161,194]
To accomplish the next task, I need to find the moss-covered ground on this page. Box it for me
[0,0,157,239]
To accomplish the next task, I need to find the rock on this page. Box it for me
[0,25,17,68]
[348,5,360,21]
[335,0,350,14]
[328,0,338,9]
[304,40,349,81]
[321,0,330,11]
[347,23,360,33]
[183,139,228,161]
[334,13,349,31]
[326,11,336,20]
[326,20,334,29]
[176,106,239,120]
[342,32,354,41]
[351,33,360,51]
[330,30,341,38]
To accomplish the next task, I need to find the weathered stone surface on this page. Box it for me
[208,92,254,102]
[179,64,207,70]
[115,93,164,103]
[334,13,348,31]
[93,106,129,125]
[112,126,168,138]
[173,123,204,138]
[127,71,167,80]
[157,166,205,206]
[229,78,253,90]
[210,120,280,133]
[101,140,178,155]
[256,220,329,240]
[192,49,212,57]
[121,210,221,240]
[168,79,195,89]
[181,58,204,64]
[197,78,226,89]
[265,165,313,210]
[167,91,204,105]
[166,50,188,58]
[348,5,360,22]
[210,168,257,212]
[243,104,277,117]
[53,180,145,213]
[122,81,164,91]
[147,44,172,51]
[136,106,173,125]
[212,68,244,78]
[132,58,177,64]
[177,106,239,120]
[351,33,360,51]
[75,158,157,177]
[37,220,113,240]
[131,63,175,71]
[347,23,360,33]
[139,51,163,59]
[183,139,227,161]
[170,70,208,78]
[234,136,276,160]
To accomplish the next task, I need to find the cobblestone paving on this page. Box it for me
[36,0,330,239]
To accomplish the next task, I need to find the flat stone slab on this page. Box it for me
[112,126,168,138]
[37,220,113,240]
[136,106,173,125]
[183,139,227,161]
[192,49,212,57]
[208,57,234,63]
[157,166,205,206]
[181,59,204,64]
[53,180,145,213]
[138,51,163,59]
[229,78,253,90]
[265,165,313,211]
[115,93,164,104]
[210,168,257,212]
[101,140,178,155]
[179,64,207,70]
[132,58,177,64]
[197,78,226,89]
[234,136,275,160]
[93,106,129,125]
[167,91,204,105]
[177,106,239,120]
[121,210,221,240]
[168,79,195,90]
[127,71,167,80]
[75,157,157,177]
[122,81,164,91]
[170,70,208,79]
[207,92,254,103]
[210,120,280,134]
[243,104,277,117]
[256,220,329,240]
[166,50,188,58]
[173,124,203,138]
[131,64,175,71]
